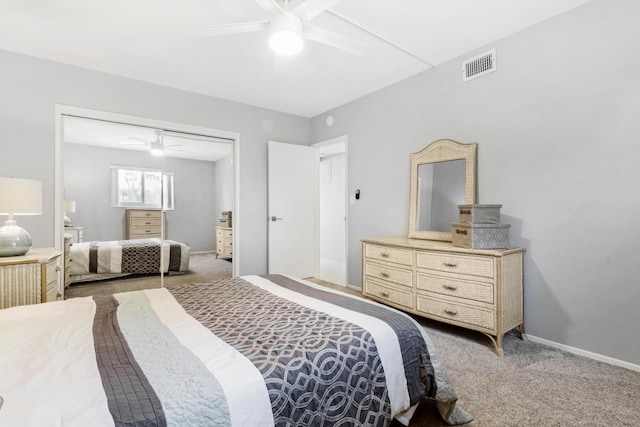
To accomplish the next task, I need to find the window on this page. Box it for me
[111,166,174,210]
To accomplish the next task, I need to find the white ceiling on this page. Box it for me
[64,116,233,162]
[1,0,591,118]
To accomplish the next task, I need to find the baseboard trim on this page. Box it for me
[345,283,361,292]
[190,250,216,255]
[526,334,640,372]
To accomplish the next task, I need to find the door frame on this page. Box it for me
[311,135,348,286]
[54,105,241,293]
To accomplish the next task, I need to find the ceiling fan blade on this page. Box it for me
[191,20,269,38]
[254,0,283,14]
[292,0,343,21]
[303,23,368,55]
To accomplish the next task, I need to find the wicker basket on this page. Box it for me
[452,222,510,249]
[458,204,502,224]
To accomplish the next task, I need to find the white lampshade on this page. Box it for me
[0,177,43,256]
[0,177,42,216]
[64,199,76,213]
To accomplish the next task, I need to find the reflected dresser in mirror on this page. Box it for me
[362,139,525,356]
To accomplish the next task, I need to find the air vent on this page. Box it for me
[462,49,496,82]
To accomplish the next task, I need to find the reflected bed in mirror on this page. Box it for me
[409,139,477,241]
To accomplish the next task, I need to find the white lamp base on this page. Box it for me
[0,219,32,257]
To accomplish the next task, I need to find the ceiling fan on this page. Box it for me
[191,0,368,56]
[120,130,191,157]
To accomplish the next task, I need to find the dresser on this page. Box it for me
[215,226,233,259]
[0,248,62,309]
[126,209,166,239]
[362,237,524,355]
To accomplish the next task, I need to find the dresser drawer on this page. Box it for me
[417,273,494,304]
[129,229,162,238]
[416,251,494,278]
[45,261,58,285]
[129,210,162,220]
[365,278,413,309]
[365,261,412,288]
[417,294,495,331]
[364,244,413,266]
[130,218,163,228]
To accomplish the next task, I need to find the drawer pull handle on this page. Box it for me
[145,222,151,224]
[442,284,457,291]
[444,309,458,316]
[380,252,390,258]
[455,229,468,235]
[380,272,390,278]
[380,291,390,297]
[443,262,457,267]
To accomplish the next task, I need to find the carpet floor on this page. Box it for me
[396,318,640,426]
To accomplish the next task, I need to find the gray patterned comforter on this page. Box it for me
[0,274,471,426]
[69,238,190,277]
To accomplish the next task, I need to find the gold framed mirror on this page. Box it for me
[408,139,477,241]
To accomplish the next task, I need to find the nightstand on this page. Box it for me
[0,248,62,309]
[65,226,84,243]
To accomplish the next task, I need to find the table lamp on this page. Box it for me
[0,177,43,256]
[64,199,76,227]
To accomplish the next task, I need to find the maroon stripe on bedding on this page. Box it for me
[168,241,181,272]
[92,295,166,427]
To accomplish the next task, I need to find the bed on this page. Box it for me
[69,238,190,283]
[0,274,472,426]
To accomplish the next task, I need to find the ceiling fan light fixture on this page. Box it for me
[150,140,164,156]
[269,13,303,56]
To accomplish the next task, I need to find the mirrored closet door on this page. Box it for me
[62,114,234,297]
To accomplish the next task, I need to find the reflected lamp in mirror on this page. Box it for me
[408,139,477,241]
[64,199,76,227]
[0,177,43,256]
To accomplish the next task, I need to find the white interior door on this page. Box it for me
[268,141,317,277]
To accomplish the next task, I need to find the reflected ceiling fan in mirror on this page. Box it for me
[120,130,191,157]
[191,0,368,56]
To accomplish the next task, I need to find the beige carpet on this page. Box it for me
[64,253,232,298]
[393,319,640,426]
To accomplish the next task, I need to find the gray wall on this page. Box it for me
[214,154,234,218]
[311,0,640,365]
[0,49,310,274]
[64,143,222,252]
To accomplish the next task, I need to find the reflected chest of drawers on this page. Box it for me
[126,209,166,239]
[362,236,524,355]
[0,248,62,309]
[215,226,233,259]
